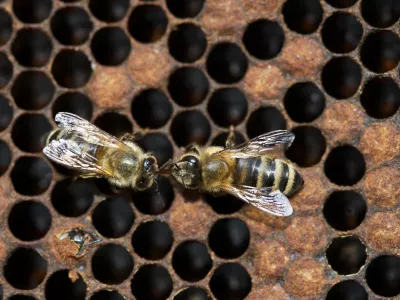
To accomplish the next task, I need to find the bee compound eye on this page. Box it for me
[182,155,199,168]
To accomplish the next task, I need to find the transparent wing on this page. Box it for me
[43,138,112,177]
[55,112,123,148]
[220,130,295,158]
[225,185,293,216]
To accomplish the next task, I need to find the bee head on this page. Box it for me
[171,155,202,189]
[136,156,158,190]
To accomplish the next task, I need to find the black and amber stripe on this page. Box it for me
[233,157,303,197]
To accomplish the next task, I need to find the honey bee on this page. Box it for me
[43,112,158,191]
[160,129,304,216]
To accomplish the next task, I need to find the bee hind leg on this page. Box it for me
[225,125,237,149]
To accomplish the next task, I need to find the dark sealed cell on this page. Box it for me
[324,145,366,186]
[8,200,52,241]
[11,157,52,196]
[247,106,286,139]
[206,42,248,84]
[321,57,362,99]
[52,50,93,88]
[51,179,94,217]
[12,71,55,110]
[325,0,358,8]
[361,0,400,28]
[12,113,52,153]
[51,7,93,46]
[89,0,130,22]
[0,9,12,46]
[326,236,367,275]
[13,0,52,23]
[132,89,172,129]
[326,280,368,300]
[360,30,400,73]
[321,12,363,54]
[132,176,174,215]
[282,0,323,34]
[283,82,325,123]
[52,92,93,120]
[0,95,13,132]
[128,5,168,43]
[92,197,134,238]
[243,19,284,60]
[166,0,204,18]
[91,290,125,300]
[208,88,248,127]
[136,133,173,166]
[12,28,52,67]
[210,263,251,300]
[132,220,173,260]
[92,244,134,285]
[323,191,367,231]
[168,23,207,63]
[0,52,13,89]
[9,296,36,300]
[209,218,250,259]
[4,248,47,290]
[171,110,211,147]
[174,287,211,300]
[172,240,212,282]
[131,264,173,300]
[366,255,400,297]
[168,67,209,107]
[285,126,326,167]
[45,270,86,300]
[0,140,11,176]
[94,112,132,138]
[91,27,131,66]
[360,76,400,119]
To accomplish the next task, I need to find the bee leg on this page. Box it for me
[120,130,149,143]
[225,125,237,149]
[110,184,124,194]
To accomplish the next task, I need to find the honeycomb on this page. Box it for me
[0,0,399,299]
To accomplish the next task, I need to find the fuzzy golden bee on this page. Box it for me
[43,112,158,191]
[161,130,304,216]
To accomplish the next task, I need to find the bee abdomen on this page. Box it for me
[272,159,304,197]
[233,157,262,187]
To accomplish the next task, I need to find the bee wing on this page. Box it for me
[225,185,293,216]
[54,112,123,148]
[43,138,113,177]
[220,130,295,158]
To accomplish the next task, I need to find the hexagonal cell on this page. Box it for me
[89,0,130,22]
[52,50,93,88]
[326,280,368,300]
[128,5,168,43]
[132,220,173,260]
[12,71,55,110]
[366,255,400,297]
[11,157,52,196]
[206,42,248,84]
[94,112,133,138]
[9,296,36,300]
[12,28,53,67]
[283,82,325,123]
[166,0,205,18]
[92,197,135,238]
[4,248,47,290]
[243,19,284,60]
[0,95,13,132]
[91,27,131,66]
[13,0,52,23]
[0,140,11,176]
[90,290,124,300]
[45,270,86,300]
[92,244,134,285]
[0,52,13,89]
[326,236,367,275]
[174,287,210,300]
[321,12,363,54]
[247,107,286,138]
[12,113,52,153]
[325,0,358,8]
[282,0,323,34]
[131,265,173,300]
[172,240,212,282]
[210,263,251,300]
[361,0,400,28]
[52,92,93,120]
[51,7,93,46]
[136,133,173,166]
[168,23,207,63]
[8,200,52,241]
[0,8,12,46]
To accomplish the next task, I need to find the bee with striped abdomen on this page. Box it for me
[160,129,303,216]
[43,112,158,191]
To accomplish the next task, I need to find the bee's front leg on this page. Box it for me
[225,125,237,149]
[120,130,149,143]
